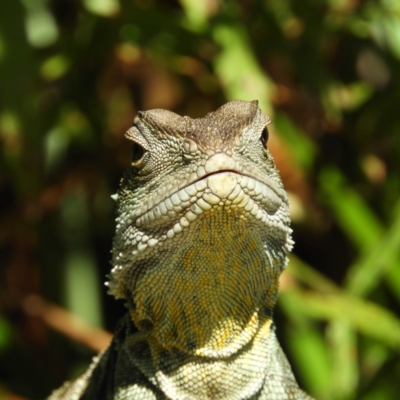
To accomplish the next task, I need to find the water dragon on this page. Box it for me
[49,100,313,399]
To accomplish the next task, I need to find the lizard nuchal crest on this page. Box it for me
[48,100,313,400]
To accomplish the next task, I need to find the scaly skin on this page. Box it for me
[48,100,313,399]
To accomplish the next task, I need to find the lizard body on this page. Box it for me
[49,100,313,399]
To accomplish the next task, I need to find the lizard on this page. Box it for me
[48,100,313,400]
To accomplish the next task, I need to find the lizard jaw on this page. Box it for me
[132,169,279,233]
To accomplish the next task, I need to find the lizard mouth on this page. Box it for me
[183,169,243,188]
[134,169,287,236]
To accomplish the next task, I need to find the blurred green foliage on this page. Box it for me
[1,0,400,399]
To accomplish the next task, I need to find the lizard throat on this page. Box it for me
[110,172,292,357]
[131,208,282,358]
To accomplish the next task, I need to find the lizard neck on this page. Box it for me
[123,317,278,399]
[126,208,283,358]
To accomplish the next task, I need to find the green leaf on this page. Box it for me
[285,322,332,400]
[0,317,13,352]
[328,319,358,400]
[281,289,400,349]
[40,54,70,81]
[274,113,317,171]
[83,0,120,17]
[212,22,273,113]
[287,255,340,294]
[24,6,58,48]
[319,166,383,250]
[345,200,400,297]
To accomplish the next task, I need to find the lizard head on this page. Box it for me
[108,100,293,357]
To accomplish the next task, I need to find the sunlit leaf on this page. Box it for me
[346,200,400,296]
[179,0,209,31]
[41,54,70,81]
[61,192,104,328]
[284,320,332,399]
[213,24,274,113]
[281,289,400,349]
[328,319,358,399]
[83,0,120,17]
[24,6,58,48]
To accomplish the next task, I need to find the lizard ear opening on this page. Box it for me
[260,127,269,149]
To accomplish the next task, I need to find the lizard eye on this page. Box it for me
[260,127,269,149]
[131,142,145,164]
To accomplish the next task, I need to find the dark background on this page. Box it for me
[1,1,400,399]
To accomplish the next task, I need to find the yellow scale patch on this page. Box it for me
[131,204,280,357]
